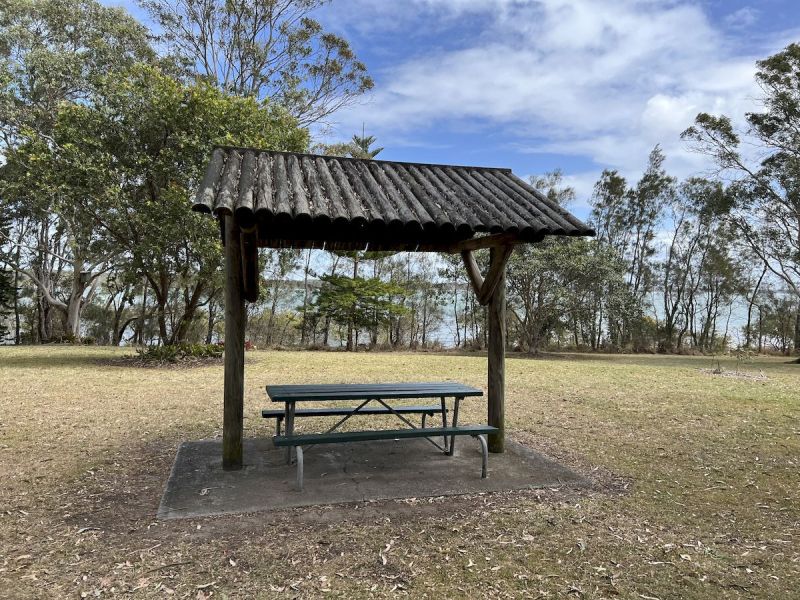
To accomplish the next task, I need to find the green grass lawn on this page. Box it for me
[0,347,798,598]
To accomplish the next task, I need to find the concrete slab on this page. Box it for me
[157,437,590,520]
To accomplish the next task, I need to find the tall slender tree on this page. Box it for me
[683,42,800,356]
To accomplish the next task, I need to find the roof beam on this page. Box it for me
[447,233,525,254]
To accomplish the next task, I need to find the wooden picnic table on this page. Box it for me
[265,383,489,486]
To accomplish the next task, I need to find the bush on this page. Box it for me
[135,343,224,363]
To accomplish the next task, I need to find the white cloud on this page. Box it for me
[723,6,760,30]
[327,0,791,182]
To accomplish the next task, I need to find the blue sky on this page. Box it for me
[108,0,800,219]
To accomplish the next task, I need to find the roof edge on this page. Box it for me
[212,145,514,174]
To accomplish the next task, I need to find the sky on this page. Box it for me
[108,0,800,220]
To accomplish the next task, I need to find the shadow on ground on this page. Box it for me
[158,437,589,519]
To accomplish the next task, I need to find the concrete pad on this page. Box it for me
[157,437,590,519]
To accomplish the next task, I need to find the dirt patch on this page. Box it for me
[698,368,767,380]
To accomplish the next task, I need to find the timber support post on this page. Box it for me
[460,244,511,453]
[487,247,506,453]
[223,215,246,470]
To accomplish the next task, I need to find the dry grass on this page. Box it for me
[0,346,798,599]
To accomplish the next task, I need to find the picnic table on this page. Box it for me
[263,382,497,490]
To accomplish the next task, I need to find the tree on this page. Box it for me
[0,217,14,340]
[658,178,727,351]
[349,132,384,159]
[589,147,675,348]
[507,238,629,352]
[0,0,155,340]
[311,274,407,349]
[529,168,576,207]
[682,43,800,354]
[139,0,373,125]
[260,249,301,345]
[507,170,631,353]
[39,64,309,343]
[0,0,154,146]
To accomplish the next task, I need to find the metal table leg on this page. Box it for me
[295,446,304,491]
[474,434,488,478]
[448,396,462,456]
[285,401,295,465]
[440,396,448,452]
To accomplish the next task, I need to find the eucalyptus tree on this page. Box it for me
[139,0,374,125]
[506,170,631,352]
[0,0,154,145]
[0,0,155,339]
[658,178,728,350]
[683,43,800,354]
[589,147,675,348]
[43,64,309,344]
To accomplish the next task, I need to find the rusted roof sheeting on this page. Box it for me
[193,147,595,250]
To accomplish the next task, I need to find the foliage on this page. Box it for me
[507,238,631,352]
[348,133,384,159]
[313,131,384,159]
[0,0,155,145]
[33,63,309,343]
[139,0,373,125]
[682,42,800,343]
[0,0,156,338]
[528,168,576,207]
[135,342,224,363]
[657,178,732,351]
[311,274,408,348]
[588,146,676,348]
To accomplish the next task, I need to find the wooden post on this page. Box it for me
[223,215,246,470]
[487,246,506,453]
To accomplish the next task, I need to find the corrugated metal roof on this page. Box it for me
[193,146,595,251]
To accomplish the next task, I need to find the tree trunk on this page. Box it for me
[171,281,206,344]
[794,303,800,353]
[745,268,766,347]
[13,241,21,345]
[206,294,217,344]
[346,253,359,351]
[136,282,148,345]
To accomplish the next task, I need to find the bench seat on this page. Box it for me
[262,405,446,435]
[274,425,498,491]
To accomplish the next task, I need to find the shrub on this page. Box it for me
[135,343,224,363]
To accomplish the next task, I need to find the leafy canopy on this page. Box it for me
[138,0,374,125]
[682,42,800,301]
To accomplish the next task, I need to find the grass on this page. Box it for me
[0,346,798,599]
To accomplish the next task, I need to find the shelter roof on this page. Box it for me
[193,146,594,251]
